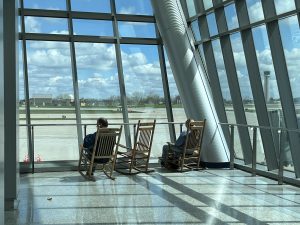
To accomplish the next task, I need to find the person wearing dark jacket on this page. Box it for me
[83,117,109,174]
[160,119,194,168]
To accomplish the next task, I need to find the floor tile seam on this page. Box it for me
[20,205,193,210]
[20,193,181,197]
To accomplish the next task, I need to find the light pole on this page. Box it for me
[264,71,270,104]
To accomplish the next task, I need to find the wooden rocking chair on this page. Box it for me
[116,120,156,174]
[166,120,206,171]
[78,126,122,180]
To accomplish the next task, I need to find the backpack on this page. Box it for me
[83,133,96,150]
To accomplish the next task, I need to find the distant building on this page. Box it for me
[30,94,52,107]
[54,94,74,107]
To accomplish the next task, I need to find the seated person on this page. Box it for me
[83,117,109,172]
[160,119,194,168]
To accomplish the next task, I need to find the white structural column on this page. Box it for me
[151,0,229,164]
[4,0,19,210]
[0,0,4,221]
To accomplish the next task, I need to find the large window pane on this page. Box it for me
[118,22,156,38]
[252,25,282,109]
[211,39,243,160]
[26,41,78,161]
[24,0,66,10]
[191,20,201,41]
[246,0,264,23]
[121,44,169,157]
[224,3,239,30]
[186,0,196,18]
[71,0,110,13]
[115,0,153,15]
[279,15,300,171]
[279,16,300,116]
[203,0,213,10]
[73,19,113,36]
[74,42,124,142]
[230,32,264,161]
[252,25,284,165]
[198,45,206,69]
[206,12,218,37]
[274,0,296,15]
[25,16,68,34]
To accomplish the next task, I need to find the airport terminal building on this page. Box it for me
[2,0,300,224]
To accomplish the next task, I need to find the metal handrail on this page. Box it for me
[219,122,299,185]
[219,122,300,133]
[19,121,184,127]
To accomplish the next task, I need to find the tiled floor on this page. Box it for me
[5,168,300,224]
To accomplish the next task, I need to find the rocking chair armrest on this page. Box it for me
[79,144,88,152]
[117,143,131,150]
[167,142,175,146]
[117,144,133,154]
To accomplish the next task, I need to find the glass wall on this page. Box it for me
[19,0,175,163]
[26,40,78,161]
[211,39,244,160]
[75,42,121,133]
[19,0,300,177]
[251,24,287,165]
[120,44,169,156]
[183,0,300,176]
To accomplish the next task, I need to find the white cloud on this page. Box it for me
[247,1,264,23]
[118,6,135,14]
[25,17,41,33]
[274,0,296,15]
[25,16,68,34]
[28,48,71,68]
[50,30,69,35]
[23,41,166,99]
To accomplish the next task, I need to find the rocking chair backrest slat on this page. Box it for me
[136,128,152,151]
[93,128,122,159]
[133,120,156,154]
[184,120,206,153]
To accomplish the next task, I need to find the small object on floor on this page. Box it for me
[47,197,52,201]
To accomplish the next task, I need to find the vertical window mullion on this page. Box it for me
[220,35,253,165]
[110,0,132,148]
[66,0,83,150]
[203,41,231,146]
[240,28,278,170]
[20,0,33,164]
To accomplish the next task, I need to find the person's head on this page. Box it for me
[97,117,108,128]
[185,118,194,129]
